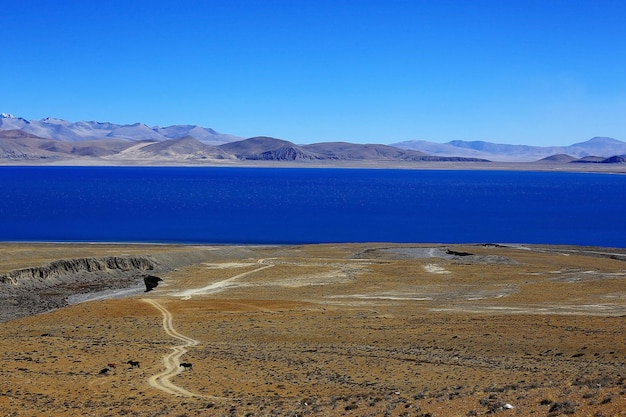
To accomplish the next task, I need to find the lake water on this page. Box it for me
[1,166,624,247]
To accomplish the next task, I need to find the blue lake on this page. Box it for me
[0,166,624,247]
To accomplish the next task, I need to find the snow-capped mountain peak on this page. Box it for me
[0,114,242,144]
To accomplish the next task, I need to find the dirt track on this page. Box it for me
[0,242,625,416]
[142,298,206,398]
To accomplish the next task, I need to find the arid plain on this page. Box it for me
[1,243,625,416]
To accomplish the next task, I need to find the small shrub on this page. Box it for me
[600,395,612,404]
[479,396,509,414]
[548,401,577,415]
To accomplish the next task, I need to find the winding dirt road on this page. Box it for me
[141,263,276,398]
[142,298,207,398]
[174,263,274,299]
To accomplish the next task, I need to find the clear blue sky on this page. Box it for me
[2,0,625,145]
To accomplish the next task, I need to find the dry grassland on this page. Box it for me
[0,243,625,416]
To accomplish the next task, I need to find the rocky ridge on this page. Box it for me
[0,255,157,322]
[0,256,155,287]
[0,245,258,322]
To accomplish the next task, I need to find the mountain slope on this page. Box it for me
[303,142,489,162]
[0,129,136,160]
[0,130,60,160]
[538,154,578,163]
[115,136,236,161]
[565,137,626,157]
[219,137,324,160]
[219,139,490,162]
[303,142,424,160]
[0,113,241,144]
[154,125,241,145]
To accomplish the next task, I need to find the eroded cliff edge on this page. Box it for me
[0,256,155,287]
[0,246,257,322]
[0,255,159,322]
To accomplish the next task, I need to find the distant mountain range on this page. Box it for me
[392,137,626,162]
[1,113,625,165]
[0,113,240,145]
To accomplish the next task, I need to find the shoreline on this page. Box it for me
[1,159,625,174]
[2,240,625,250]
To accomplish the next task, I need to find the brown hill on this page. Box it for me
[0,129,137,160]
[118,136,236,161]
[0,129,45,140]
[46,138,138,157]
[219,136,324,160]
[601,155,626,163]
[538,153,577,163]
[303,142,490,162]
[570,155,626,164]
[0,130,61,160]
[572,155,606,163]
[219,138,491,162]
[303,141,429,160]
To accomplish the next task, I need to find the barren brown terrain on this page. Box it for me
[1,243,625,416]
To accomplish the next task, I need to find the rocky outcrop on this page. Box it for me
[0,256,155,288]
[254,146,324,161]
[0,255,159,322]
[143,275,163,292]
[599,155,625,163]
[219,136,325,161]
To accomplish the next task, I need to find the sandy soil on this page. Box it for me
[0,242,625,416]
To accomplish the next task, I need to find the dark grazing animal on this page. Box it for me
[127,360,140,368]
[143,275,163,292]
[107,363,116,368]
[179,362,193,370]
